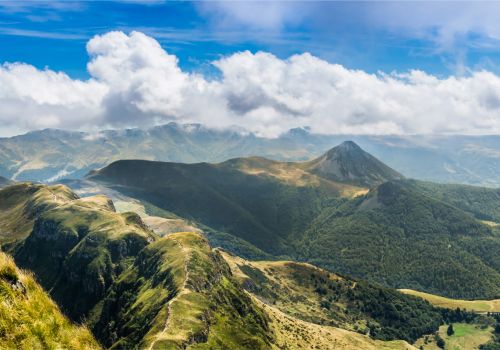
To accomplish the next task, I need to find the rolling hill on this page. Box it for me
[2,123,500,187]
[88,142,500,299]
[0,182,439,349]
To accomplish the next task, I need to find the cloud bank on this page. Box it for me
[2,31,500,137]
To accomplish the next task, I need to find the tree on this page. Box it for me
[495,323,500,334]
[436,334,446,349]
[447,324,455,336]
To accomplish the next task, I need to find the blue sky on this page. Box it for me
[2,1,500,78]
[2,1,500,137]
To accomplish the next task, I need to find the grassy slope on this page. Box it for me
[257,298,417,350]
[140,232,273,350]
[88,159,353,254]
[0,252,100,350]
[399,289,500,313]
[0,184,273,349]
[414,323,494,350]
[222,251,443,344]
[11,187,157,320]
[0,183,78,245]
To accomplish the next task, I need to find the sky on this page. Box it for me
[1,1,500,137]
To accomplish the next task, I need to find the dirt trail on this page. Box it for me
[147,237,191,350]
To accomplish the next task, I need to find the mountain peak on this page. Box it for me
[306,141,403,187]
[331,140,361,152]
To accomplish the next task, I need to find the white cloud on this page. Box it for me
[2,30,500,137]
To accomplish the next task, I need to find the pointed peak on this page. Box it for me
[307,141,403,188]
[331,140,362,152]
[338,140,360,148]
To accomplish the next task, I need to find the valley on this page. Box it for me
[0,141,499,349]
[87,142,500,299]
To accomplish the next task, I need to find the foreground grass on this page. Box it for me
[414,323,494,350]
[400,289,500,312]
[0,252,100,350]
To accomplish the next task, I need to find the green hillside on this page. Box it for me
[299,180,500,299]
[404,179,500,222]
[88,143,500,299]
[0,183,271,348]
[222,252,442,343]
[0,182,441,349]
[87,158,353,254]
[0,251,100,349]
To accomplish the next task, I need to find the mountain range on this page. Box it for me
[87,142,500,300]
[2,123,500,186]
[1,140,499,349]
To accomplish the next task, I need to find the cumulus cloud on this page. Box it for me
[2,30,500,137]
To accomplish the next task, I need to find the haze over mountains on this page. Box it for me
[2,123,500,186]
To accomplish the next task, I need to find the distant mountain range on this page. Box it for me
[2,123,500,186]
[88,142,500,299]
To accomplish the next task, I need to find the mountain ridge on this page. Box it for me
[2,122,500,186]
[87,143,500,299]
[0,182,440,349]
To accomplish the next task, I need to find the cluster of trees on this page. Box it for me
[306,271,443,343]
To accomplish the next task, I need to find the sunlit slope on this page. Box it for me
[0,183,78,245]
[0,183,437,349]
[89,143,500,299]
[87,157,366,254]
[0,252,100,350]
[399,289,500,313]
[0,184,271,348]
[222,251,443,344]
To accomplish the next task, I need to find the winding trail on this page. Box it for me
[147,236,191,350]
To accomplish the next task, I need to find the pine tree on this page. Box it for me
[447,324,454,336]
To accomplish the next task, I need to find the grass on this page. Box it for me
[141,232,273,350]
[0,252,100,350]
[0,183,77,245]
[253,296,417,350]
[221,251,442,343]
[414,323,494,350]
[399,289,500,312]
